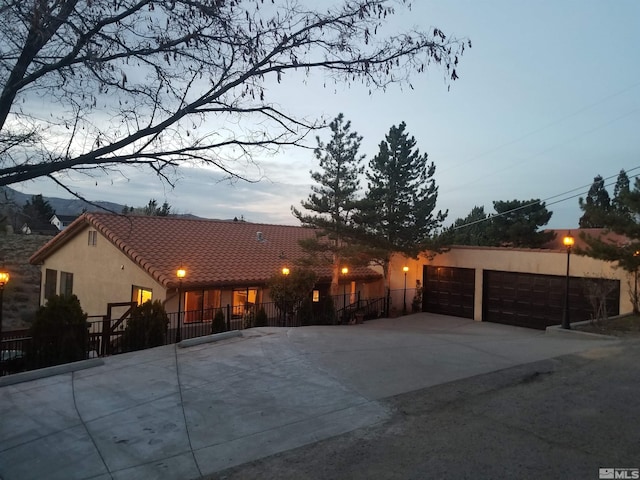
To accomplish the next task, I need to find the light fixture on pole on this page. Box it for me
[282,267,290,326]
[176,267,186,342]
[0,270,10,344]
[561,233,574,329]
[402,266,409,315]
[341,267,349,321]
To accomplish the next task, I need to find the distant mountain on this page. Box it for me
[1,186,126,215]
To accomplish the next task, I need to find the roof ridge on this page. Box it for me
[87,212,305,229]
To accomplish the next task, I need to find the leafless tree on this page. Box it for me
[0,0,469,195]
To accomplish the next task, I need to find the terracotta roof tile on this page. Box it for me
[30,213,381,289]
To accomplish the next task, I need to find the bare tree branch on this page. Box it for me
[0,0,470,194]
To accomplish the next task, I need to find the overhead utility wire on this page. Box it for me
[438,81,640,177]
[450,166,640,231]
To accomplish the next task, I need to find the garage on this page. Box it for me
[423,266,475,319]
[483,270,620,330]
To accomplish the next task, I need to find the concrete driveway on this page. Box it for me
[0,314,616,480]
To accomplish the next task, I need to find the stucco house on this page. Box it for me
[29,213,384,321]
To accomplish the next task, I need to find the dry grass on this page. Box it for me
[1,233,52,331]
[573,314,640,337]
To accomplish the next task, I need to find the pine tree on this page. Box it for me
[489,199,555,248]
[441,206,490,246]
[612,169,632,222]
[355,122,446,287]
[292,114,365,294]
[579,175,611,228]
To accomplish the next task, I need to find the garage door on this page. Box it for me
[483,270,620,330]
[423,266,475,319]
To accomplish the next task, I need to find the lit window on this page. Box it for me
[233,288,258,317]
[132,286,152,305]
[312,290,320,302]
[88,230,97,246]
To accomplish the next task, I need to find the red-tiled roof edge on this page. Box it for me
[29,213,92,264]
[85,214,177,288]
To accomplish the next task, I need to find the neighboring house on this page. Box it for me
[29,213,384,319]
[388,229,633,329]
[49,214,79,231]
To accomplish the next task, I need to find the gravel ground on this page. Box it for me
[207,338,640,480]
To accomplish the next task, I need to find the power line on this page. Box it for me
[450,166,640,231]
[439,81,640,177]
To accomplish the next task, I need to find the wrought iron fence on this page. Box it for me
[0,291,400,377]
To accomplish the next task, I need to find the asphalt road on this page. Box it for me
[208,338,640,480]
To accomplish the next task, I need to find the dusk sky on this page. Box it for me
[12,0,640,230]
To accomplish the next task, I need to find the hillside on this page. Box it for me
[1,185,125,215]
[0,233,50,331]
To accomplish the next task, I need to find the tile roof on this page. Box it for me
[30,213,381,289]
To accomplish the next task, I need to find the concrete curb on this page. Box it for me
[0,358,105,387]
[177,330,242,348]
[545,324,618,341]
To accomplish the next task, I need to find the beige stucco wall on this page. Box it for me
[388,247,632,321]
[35,224,166,317]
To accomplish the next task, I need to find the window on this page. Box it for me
[312,290,320,302]
[88,230,97,246]
[60,272,74,297]
[132,286,152,305]
[45,269,57,300]
[185,289,222,322]
[233,288,258,317]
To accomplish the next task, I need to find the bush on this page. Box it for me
[29,294,89,368]
[121,300,169,351]
[411,280,423,313]
[316,295,337,325]
[298,297,314,326]
[212,309,226,333]
[254,307,268,327]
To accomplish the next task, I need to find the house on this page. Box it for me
[29,213,384,320]
[387,229,633,329]
[49,214,79,231]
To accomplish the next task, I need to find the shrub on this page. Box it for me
[297,297,313,326]
[316,295,337,325]
[29,294,88,368]
[212,309,226,333]
[411,280,423,313]
[254,307,268,327]
[122,300,169,351]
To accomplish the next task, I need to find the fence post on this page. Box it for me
[226,304,231,331]
[385,288,391,317]
[101,315,110,356]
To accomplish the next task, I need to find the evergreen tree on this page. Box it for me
[579,175,611,228]
[292,114,365,294]
[489,199,554,248]
[441,206,490,246]
[22,194,55,224]
[355,122,446,287]
[612,169,632,222]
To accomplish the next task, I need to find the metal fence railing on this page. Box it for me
[0,292,399,378]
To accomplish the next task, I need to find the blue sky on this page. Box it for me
[13,0,640,229]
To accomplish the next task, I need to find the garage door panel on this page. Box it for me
[483,270,620,330]
[423,266,475,319]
